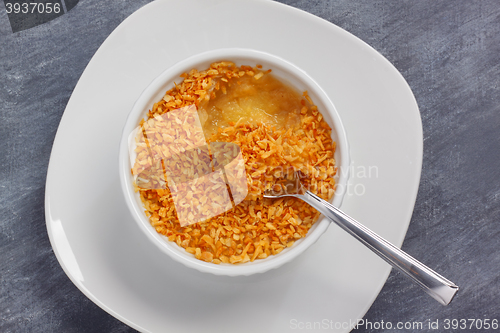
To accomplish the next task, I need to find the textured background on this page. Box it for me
[1,0,499,332]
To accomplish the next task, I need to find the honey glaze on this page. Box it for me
[197,72,302,137]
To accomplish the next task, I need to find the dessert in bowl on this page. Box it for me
[119,48,349,276]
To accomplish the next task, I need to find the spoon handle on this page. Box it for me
[302,190,459,305]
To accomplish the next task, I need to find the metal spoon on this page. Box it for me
[264,178,459,305]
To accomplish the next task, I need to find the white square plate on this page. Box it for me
[45,0,422,332]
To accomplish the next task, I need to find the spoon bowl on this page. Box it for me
[264,173,459,305]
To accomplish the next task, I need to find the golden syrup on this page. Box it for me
[198,73,302,137]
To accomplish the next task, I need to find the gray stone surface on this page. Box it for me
[0,0,498,332]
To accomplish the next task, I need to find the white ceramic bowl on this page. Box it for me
[119,48,349,276]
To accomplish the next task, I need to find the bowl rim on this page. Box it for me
[118,48,350,276]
